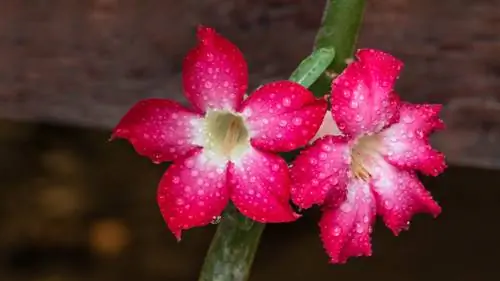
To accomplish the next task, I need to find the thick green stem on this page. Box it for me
[310,0,366,96]
[197,1,366,280]
[198,204,265,281]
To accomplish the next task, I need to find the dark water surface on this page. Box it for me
[0,120,498,281]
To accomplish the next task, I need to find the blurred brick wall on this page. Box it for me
[0,0,499,168]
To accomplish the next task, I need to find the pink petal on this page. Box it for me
[157,149,230,239]
[319,180,376,264]
[330,49,403,137]
[240,81,327,152]
[182,26,248,113]
[112,99,203,163]
[378,103,446,176]
[369,158,441,235]
[290,136,350,209]
[228,147,299,222]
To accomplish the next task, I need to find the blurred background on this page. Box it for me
[0,0,499,280]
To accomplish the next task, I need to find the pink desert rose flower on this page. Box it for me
[290,49,446,263]
[112,26,327,239]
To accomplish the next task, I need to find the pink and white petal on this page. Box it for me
[330,49,403,137]
[356,49,404,95]
[319,180,376,264]
[369,158,441,235]
[228,147,299,222]
[378,103,446,176]
[240,81,327,152]
[290,136,350,209]
[310,110,343,143]
[182,26,248,113]
[112,99,204,163]
[157,149,230,240]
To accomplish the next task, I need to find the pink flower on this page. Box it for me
[112,26,327,239]
[290,49,446,263]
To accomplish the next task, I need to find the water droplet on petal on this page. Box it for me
[292,117,303,126]
[333,226,342,236]
[281,97,291,107]
[355,223,364,234]
[383,199,393,209]
[340,203,352,213]
[172,176,180,184]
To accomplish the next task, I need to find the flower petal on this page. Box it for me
[290,136,350,209]
[378,103,446,176]
[240,81,327,152]
[228,147,298,222]
[331,49,403,137]
[182,26,248,113]
[369,158,441,235]
[319,180,376,264]
[157,149,230,239]
[112,99,203,163]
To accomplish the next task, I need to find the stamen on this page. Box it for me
[204,110,249,159]
[351,153,371,181]
[221,118,242,156]
[349,135,381,182]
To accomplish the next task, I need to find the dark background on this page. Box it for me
[0,0,499,280]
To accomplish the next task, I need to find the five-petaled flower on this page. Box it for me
[112,26,327,239]
[290,49,446,263]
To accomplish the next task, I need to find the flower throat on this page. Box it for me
[205,111,249,157]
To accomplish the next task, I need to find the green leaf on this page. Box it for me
[289,47,335,88]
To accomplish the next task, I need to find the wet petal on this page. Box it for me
[240,81,327,152]
[228,147,298,222]
[379,103,446,176]
[157,149,230,239]
[183,26,248,113]
[290,136,350,209]
[112,99,203,163]
[331,49,403,137]
[370,158,441,235]
[319,180,376,264]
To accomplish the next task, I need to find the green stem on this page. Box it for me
[198,204,265,281]
[197,1,366,280]
[310,0,366,96]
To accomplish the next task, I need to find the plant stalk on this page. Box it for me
[197,1,366,280]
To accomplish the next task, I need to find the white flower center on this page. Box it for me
[204,110,250,160]
[350,134,381,182]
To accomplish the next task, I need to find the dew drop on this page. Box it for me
[363,215,370,223]
[340,203,352,213]
[292,117,303,126]
[350,100,359,109]
[383,199,393,209]
[333,226,342,236]
[282,97,292,107]
[211,216,222,224]
[355,223,364,234]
